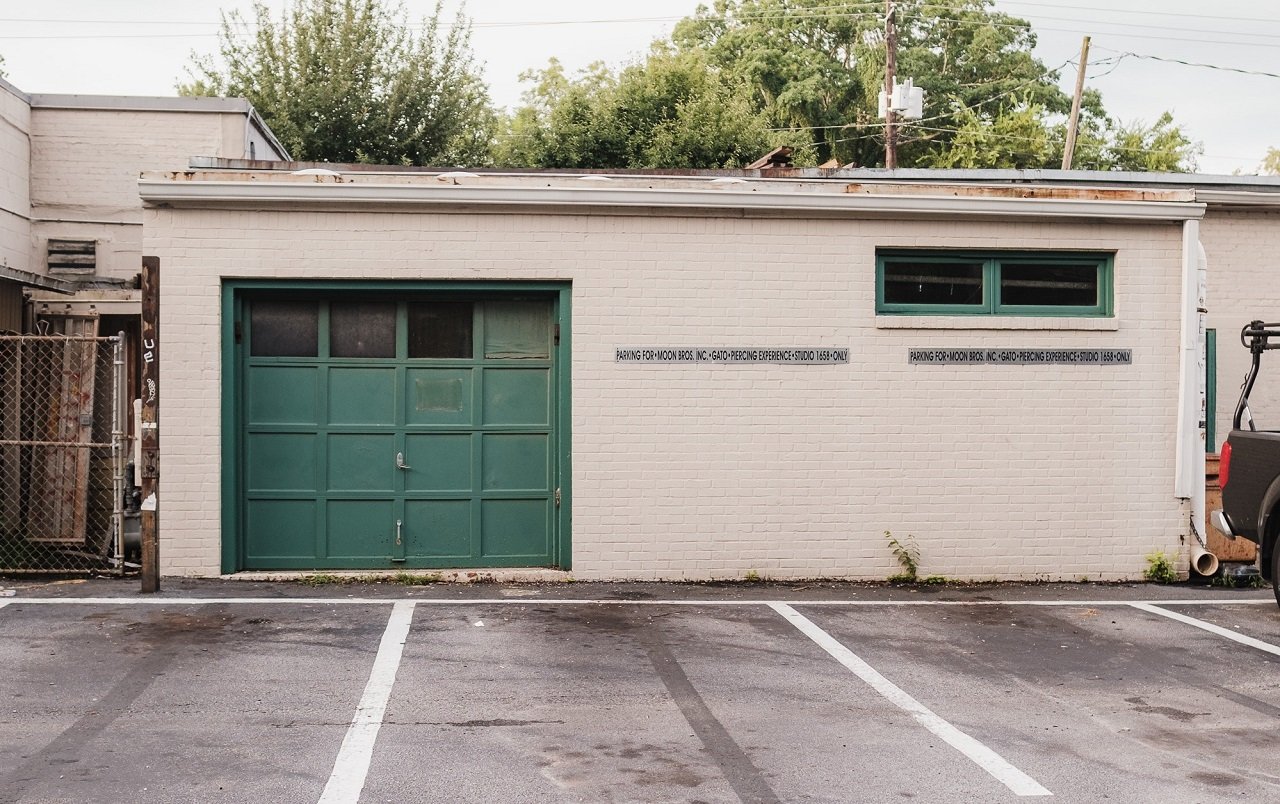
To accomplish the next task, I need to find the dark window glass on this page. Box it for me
[1000,263,1098,307]
[408,302,473,358]
[331,301,396,358]
[883,261,983,306]
[250,301,318,357]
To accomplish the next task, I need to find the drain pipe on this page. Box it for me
[111,332,125,572]
[1175,221,1217,576]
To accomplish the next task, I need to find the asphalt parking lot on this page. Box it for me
[1,579,1278,803]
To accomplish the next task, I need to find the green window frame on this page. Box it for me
[876,250,1114,317]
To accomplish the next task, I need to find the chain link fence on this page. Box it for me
[0,334,130,574]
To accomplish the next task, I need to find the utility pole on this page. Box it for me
[139,256,160,593]
[1061,35,1091,170]
[884,0,898,169]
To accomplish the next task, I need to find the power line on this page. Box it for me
[998,0,1280,26]
[1091,49,1280,81]
[5,4,1280,49]
[996,11,1280,42]
[6,3,1280,56]
[889,123,1201,157]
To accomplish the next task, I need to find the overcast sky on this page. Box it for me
[1,0,1276,174]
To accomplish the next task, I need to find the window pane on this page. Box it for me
[883,261,983,306]
[484,301,550,359]
[250,301,317,357]
[408,302,473,358]
[331,302,395,358]
[1000,263,1098,307]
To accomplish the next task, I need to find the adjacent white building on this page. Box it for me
[0,77,287,331]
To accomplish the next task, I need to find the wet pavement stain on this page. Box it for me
[1125,696,1209,723]
[1188,770,1245,788]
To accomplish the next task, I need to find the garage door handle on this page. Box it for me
[396,452,412,470]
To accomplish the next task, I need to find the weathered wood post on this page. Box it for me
[140,256,160,593]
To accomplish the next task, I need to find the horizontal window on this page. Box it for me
[876,251,1113,317]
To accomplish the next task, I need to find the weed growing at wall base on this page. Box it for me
[885,531,920,583]
[1143,551,1179,584]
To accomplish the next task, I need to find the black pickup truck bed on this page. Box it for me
[1214,321,1280,606]
[1219,431,1280,547]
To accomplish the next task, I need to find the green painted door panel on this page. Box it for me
[403,434,473,492]
[483,369,549,425]
[482,434,549,491]
[247,366,318,424]
[245,433,317,491]
[245,500,317,561]
[329,367,396,424]
[240,294,560,570]
[327,434,397,492]
[481,499,551,558]
[403,500,472,557]
[327,500,393,558]
[406,369,472,425]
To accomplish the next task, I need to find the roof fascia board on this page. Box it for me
[1196,190,1280,208]
[138,179,1206,222]
[30,95,252,114]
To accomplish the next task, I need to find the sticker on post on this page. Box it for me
[140,494,157,511]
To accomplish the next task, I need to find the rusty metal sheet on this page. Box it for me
[843,183,1195,203]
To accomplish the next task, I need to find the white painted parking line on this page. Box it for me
[1130,603,1280,658]
[0,601,9,610]
[4,596,1274,607]
[318,601,416,804]
[769,602,1052,798]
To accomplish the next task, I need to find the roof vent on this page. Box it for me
[47,239,96,274]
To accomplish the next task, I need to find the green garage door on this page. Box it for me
[239,294,561,569]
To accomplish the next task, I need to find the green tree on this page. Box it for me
[1259,147,1280,175]
[499,47,810,169]
[673,0,1079,167]
[180,0,495,165]
[510,0,1196,171]
[1094,112,1200,172]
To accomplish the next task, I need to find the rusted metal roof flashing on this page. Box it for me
[181,157,1280,192]
[139,170,1206,222]
[844,183,1195,203]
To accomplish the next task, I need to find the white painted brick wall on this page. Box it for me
[145,205,1189,580]
[0,84,31,272]
[29,109,247,280]
[1201,210,1280,448]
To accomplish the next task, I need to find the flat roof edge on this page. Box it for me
[30,94,254,114]
[0,76,31,104]
[138,179,1207,222]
